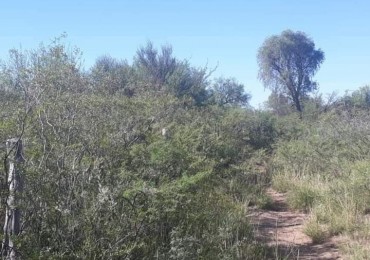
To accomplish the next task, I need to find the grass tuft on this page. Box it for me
[286,184,321,212]
[303,216,328,244]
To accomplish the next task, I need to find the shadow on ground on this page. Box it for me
[249,189,342,260]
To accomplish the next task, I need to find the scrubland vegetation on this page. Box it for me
[271,94,370,258]
[0,37,273,259]
[1,33,370,259]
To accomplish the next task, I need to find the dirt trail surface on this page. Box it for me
[249,188,342,259]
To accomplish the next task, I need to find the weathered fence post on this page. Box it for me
[2,138,24,260]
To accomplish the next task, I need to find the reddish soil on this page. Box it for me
[249,188,342,259]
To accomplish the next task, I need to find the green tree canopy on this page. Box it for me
[91,55,134,96]
[210,77,250,107]
[257,30,324,113]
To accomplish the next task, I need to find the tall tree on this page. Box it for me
[257,30,324,113]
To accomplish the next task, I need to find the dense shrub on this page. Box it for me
[0,39,273,259]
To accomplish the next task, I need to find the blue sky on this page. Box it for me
[1,0,370,107]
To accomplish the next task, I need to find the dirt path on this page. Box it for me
[249,188,342,259]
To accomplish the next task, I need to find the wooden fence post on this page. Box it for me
[2,138,24,259]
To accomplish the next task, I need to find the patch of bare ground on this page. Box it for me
[249,188,343,259]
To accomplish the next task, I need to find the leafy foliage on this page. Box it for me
[258,30,324,113]
[210,77,250,107]
[0,37,272,259]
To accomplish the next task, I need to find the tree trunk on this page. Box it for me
[292,93,303,118]
[2,138,24,260]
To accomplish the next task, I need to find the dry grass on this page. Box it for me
[303,215,329,244]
